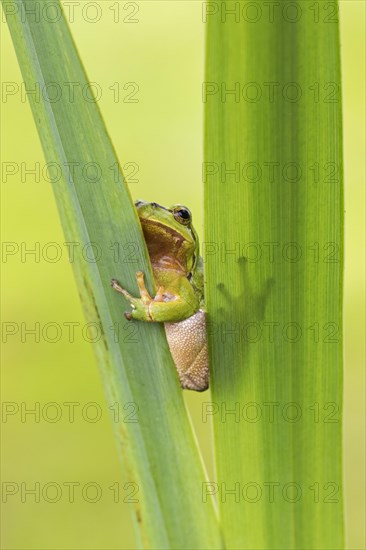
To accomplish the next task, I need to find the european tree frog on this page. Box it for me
[111,200,208,391]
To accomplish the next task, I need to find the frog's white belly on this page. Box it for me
[164,309,209,392]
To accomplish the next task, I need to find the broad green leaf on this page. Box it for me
[2,1,223,548]
[204,1,344,548]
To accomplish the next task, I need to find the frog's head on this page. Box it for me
[135,200,199,274]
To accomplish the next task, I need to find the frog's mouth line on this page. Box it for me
[139,218,193,243]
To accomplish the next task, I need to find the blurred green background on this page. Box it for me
[1,1,364,549]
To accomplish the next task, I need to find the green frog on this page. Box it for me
[111,200,208,391]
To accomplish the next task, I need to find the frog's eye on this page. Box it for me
[173,206,191,225]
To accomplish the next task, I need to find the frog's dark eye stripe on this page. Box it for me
[173,206,191,226]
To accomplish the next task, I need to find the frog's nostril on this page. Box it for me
[151,202,158,208]
[135,199,144,207]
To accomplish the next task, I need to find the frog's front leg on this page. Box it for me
[111,272,197,322]
[111,272,153,320]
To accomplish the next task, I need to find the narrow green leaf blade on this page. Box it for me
[205,1,344,548]
[2,1,223,548]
